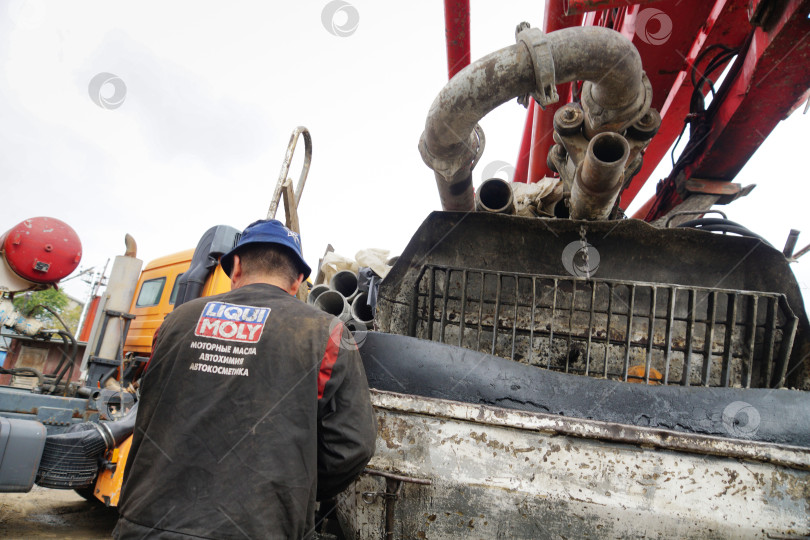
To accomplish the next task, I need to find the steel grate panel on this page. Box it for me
[408,265,798,388]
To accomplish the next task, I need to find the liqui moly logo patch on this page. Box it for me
[195,302,270,343]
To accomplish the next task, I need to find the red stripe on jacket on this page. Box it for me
[318,323,343,399]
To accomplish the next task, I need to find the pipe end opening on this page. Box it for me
[590,133,629,165]
[477,178,514,213]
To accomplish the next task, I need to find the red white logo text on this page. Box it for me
[195,301,270,343]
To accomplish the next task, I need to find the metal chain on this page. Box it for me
[579,225,591,280]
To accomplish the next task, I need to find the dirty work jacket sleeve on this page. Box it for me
[316,322,376,500]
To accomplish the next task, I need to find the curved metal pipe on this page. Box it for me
[475,178,515,214]
[124,234,137,258]
[570,132,630,220]
[546,27,644,114]
[314,290,351,322]
[420,25,647,211]
[420,45,528,211]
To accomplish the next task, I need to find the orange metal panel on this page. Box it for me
[93,434,133,507]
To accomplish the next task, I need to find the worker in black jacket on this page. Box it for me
[115,219,376,539]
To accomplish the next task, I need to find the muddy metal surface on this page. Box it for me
[337,390,810,539]
[0,486,118,539]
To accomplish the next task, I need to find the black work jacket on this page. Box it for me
[115,283,376,539]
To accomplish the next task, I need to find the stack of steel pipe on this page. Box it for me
[308,270,373,331]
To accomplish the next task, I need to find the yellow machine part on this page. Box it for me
[93,435,133,507]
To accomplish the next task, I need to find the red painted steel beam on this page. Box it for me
[692,7,810,178]
[619,0,752,208]
[643,0,810,220]
[444,0,471,79]
[526,0,583,183]
[514,100,535,183]
[564,0,665,16]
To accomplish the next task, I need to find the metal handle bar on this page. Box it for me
[267,126,312,220]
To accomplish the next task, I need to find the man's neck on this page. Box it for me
[232,275,293,294]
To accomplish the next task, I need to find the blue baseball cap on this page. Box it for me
[220,219,311,279]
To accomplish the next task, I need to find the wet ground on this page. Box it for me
[0,486,118,539]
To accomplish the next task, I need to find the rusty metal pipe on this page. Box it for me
[124,234,137,257]
[546,27,644,114]
[421,26,647,211]
[570,132,630,220]
[475,178,515,214]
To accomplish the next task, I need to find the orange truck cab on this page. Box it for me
[124,249,231,356]
[124,225,240,358]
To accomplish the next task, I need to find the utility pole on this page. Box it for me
[75,259,110,340]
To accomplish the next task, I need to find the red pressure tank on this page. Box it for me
[1,217,82,284]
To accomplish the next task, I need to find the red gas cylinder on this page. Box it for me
[2,217,82,284]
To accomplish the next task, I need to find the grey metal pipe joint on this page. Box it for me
[570,132,630,220]
[541,27,650,136]
[420,23,650,212]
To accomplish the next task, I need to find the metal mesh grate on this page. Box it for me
[408,265,799,388]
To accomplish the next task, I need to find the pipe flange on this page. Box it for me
[582,72,652,136]
[627,107,662,141]
[554,103,585,136]
[419,124,485,183]
[516,26,558,109]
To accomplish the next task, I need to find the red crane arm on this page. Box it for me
[642,0,810,220]
[507,0,809,219]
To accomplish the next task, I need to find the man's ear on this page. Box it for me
[289,273,305,296]
[230,254,243,289]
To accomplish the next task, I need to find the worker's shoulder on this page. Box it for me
[277,293,337,324]
[163,284,337,327]
[158,288,242,329]
[161,294,213,323]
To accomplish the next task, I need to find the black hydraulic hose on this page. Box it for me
[677,218,771,246]
[26,304,71,334]
[49,336,70,377]
[677,218,745,228]
[697,224,767,239]
[48,329,78,396]
[56,330,78,396]
[0,366,44,386]
[18,304,79,395]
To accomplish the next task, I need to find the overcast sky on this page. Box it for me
[2,1,807,308]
